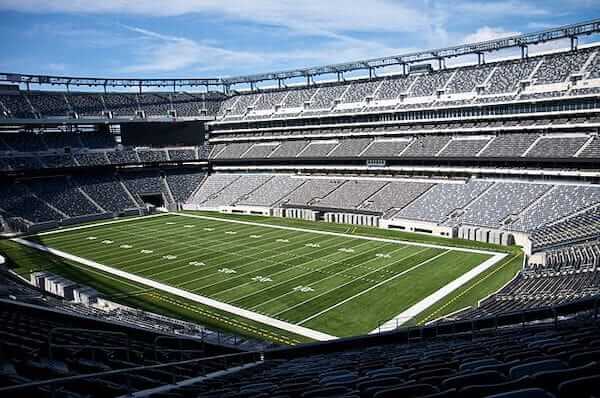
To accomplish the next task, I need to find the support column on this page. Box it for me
[477,52,485,65]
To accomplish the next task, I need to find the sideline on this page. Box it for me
[37,213,169,236]
[174,212,502,256]
[12,238,337,342]
[370,252,507,333]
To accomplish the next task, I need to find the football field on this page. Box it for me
[15,212,506,340]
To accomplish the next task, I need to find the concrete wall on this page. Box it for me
[324,212,380,227]
[458,225,532,253]
[380,218,455,239]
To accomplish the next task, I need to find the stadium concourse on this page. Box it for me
[1,20,600,397]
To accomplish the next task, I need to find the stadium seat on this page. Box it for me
[484,388,555,398]
[509,360,566,379]
[557,374,600,397]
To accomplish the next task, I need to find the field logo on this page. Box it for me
[252,276,272,283]
[218,268,237,274]
[293,285,315,293]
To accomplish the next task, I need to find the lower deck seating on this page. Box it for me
[0,300,237,398]
[148,319,600,398]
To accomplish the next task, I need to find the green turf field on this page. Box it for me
[8,212,512,340]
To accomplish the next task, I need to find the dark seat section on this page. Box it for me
[0,300,241,398]
[558,374,600,398]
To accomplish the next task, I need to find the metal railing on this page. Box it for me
[0,351,262,397]
[1,295,599,395]
[49,328,131,362]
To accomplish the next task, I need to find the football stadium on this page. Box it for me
[1,7,600,397]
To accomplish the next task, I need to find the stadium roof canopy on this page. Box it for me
[1,18,599,92]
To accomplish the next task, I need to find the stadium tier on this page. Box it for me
[2,20,600,398]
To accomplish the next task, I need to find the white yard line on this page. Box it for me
[214,239,377,301]
[187,235,346,291]
[12,238,337,342]
[370,252,508,333]
[27,212,508,339]
[297,250,452,325]
[36,213,170,236]
[270,246,428,316]
[271,247,431,316]
[175,213,500,256]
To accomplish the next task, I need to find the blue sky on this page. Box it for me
[0,1,599,82]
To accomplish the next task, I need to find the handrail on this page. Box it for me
[49,328,131,362]
[1,294,599,394]
[0,351,262,394]
[153,335,205,361]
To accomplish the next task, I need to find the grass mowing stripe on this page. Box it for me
[44,220,306,276]
[21,212,508,341]
[269,246,431,316]
[229,242,389,309]
[182,235,347,291]
[0,239,309,344]
[280,248,445,323]
[218,243,404,308]
[197,237,372,297]
[298,250,452,325]
[305,252,490,335]
[43,219,279,267]
[252,243,409,312]
[99,222,319,271]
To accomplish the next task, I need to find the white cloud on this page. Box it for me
[462,26,521,44]
[526,22,559,30]
[121,25,412,75]
[121,26,264,73]
[455,1,550,17]
[0,0,431,34]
